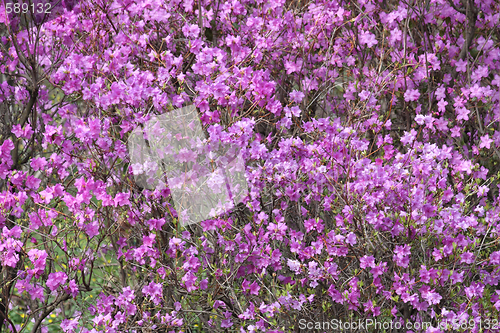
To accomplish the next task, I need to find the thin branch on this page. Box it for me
[446,0,466,14]
[30,293,72,333]
[198,0,204,38]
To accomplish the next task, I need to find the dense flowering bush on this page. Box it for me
[0,0,500,332]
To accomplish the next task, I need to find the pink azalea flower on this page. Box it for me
[359,30,378,48]
[404,88,420,102]
[455,59,467,72]
[479,135,493,149]
[114,192,130,207]
[360,255,376,269]
[46,272,68,291]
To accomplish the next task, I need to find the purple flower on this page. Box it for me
[267,222,287,240]
[31,285,45,302]
[85,221,100,238]
[389,28,402,46]
[214,300,226,310]
[221,319,233,328]
[28,249,47,277]
[61,318,79,333]
[456,107,470,121]
[432,248,443,261]
[419,265,432,283]
[238,302,255,320]
[471,65,488,82]
[393,245,411,268]
[356,90,368,101]
[289,90,305,104]
[68,279,79,298]
[287,259,301,274]
[11,124,24,138]
[148,218,165,231]
[284,59,302,74]
[346,232,357,245]
[289,106,301,117]
[25,175,41,190]
[360,255,376,269]
[359,30,378,48]
[455,59,467,72]
[404,88,420,102]
[401,129,417,145]
[437,99,448,113]
[249,281,260,295]
[182,24,200,39]
[303,218,324,233]
[47,272,68,291]
[3,226,22,238]
[328,286,344,304]
[0,139,14,162]
[181,271,197,292]
[489,251,500,265]
[114,192,130,207]
[464,282,484,298]
[30,157,48,171]
[415,114,425,125]
[460,252,475,264]
[371,262,387,278]
[422,204,436,217]
[142,281,163,305]
[479,135,493,149]
[469,83,484,99]
[450,271,464,285]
